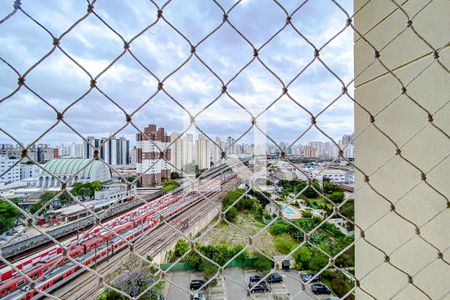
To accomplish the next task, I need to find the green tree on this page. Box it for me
[224,207,237,222]
[71,182,90,200]
[30,192,57,214]
[327,191,345,203]
[89,180,102,195]
[248,189,270,208]
[308,254,329,272]
[223,189,246,208]
[71,181,102,200]
[269,221,292,235]
[122,175,141,187]
[293,246,312,270]
[59,191,73,206]
[172,239,189,260]
[185,249,202,271]
[323,178,344,194]
[0,198,23,234]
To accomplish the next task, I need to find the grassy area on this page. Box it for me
[199,212,279,256]
[306,197,334,209]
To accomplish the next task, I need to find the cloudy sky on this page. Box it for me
[0,0,354,148]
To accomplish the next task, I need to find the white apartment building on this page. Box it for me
[0,155,21,185]
[183,133,194,167]
[195,134,211,170]
[69,142,84,158]
[210,137,222,164]
[170,132,184,172]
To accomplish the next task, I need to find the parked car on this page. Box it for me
[249,275,263,283]
[249,281,269,293]
[325,297,340,300]
[267,273,283,283]
[302,273,320,283]
[193,292,207,300]
[311,283,331,295]
[190,280,207,290]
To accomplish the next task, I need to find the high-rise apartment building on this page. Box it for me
[303,146,317,157]
[195,134,211,170]
[84,136,130,165]
[0,155,21,185]
[69,142,84,158]
[130,146,137,165]
[225,136,236,155]
[341,133,354,146]
[136,124,170,187]
[84,136,104,160]
[182,133,194,167]
[170,132,183,172]
[340,133,355,159]
[210,137,222,163]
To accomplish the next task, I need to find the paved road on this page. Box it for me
[225,268,248,300]
[165,271,202,300]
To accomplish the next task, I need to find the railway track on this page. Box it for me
[49,179,239,300]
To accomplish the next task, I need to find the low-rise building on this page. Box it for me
[35,158,112,188]
[20,162,41,180]
[272,255,295,270]
[320,168,354,184]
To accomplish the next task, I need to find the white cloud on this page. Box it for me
[0,0,354,145]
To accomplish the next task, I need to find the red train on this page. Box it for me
[0,173,236,299]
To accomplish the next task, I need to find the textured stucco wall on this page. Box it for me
[354,0,449,299]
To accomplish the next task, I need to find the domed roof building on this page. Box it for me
[36,159,112,188]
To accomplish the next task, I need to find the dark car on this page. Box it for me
[190,280,207,290]
[302,273,320,283]
[311,283,331,295]
[249,281,269,294]
[249,275,263,283]
[267,273,283,283]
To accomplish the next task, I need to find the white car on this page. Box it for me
[193,292,206,300]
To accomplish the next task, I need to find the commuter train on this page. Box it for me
[0,173,236,299]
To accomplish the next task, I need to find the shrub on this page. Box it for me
[293,246,312,270]
[308,255,329,272]
[269,221,291,235]
[273,234,296,254]
[253,252,273,271]
[327,191,345,203]
[224,207,238,222]
[332,277,354,299]
[302,210,312,218]
[172,239,189,261]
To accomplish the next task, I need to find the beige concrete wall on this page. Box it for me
[354,0,449,299]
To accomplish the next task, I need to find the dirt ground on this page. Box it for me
[198,212,279,256]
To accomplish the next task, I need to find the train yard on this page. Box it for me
[0,173,239,299]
